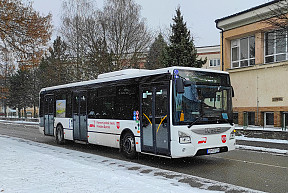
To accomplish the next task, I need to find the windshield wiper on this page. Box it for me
[187,114,233,128]
[188,113,205,128]
[220,117,233,126]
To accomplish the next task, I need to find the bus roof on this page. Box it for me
[40,66,229,92]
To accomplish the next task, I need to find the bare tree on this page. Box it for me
[262,0,288,31]
[0,0,52,60]
[0,44,15,116]
[60,0,95,81]
[61,0,114,80]
[0,0,52,116]
[99,0,152,69]
[60,0,152,78]
[82,11,114,77]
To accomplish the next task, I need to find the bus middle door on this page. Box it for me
[140,85,170,156]
[73,91,88,141]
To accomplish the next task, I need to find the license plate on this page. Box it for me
[207,148,220,154]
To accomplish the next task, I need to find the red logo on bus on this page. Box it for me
[198,137,207,144]
[116,122,120,129]
[89,121,95,127]
[221,135,227,143]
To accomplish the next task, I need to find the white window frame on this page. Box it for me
[264,30,288,64]
[209,59,220,67]
[230,36,255,69]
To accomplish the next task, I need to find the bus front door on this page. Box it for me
[44,95,54,136]
[73,92,88,141]
[140,85,170,156]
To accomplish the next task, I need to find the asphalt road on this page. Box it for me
[1,122,287,193]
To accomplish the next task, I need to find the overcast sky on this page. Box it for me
[31,0,271,47]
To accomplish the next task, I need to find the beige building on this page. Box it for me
[215,0,288,128]
[197,45,221,71]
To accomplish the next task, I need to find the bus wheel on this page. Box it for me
[56,125,65,145]
[121,132,136,159]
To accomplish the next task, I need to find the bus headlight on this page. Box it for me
[178,131,191,144]
[229,129,236,140]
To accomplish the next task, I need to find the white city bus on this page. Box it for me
[39,66,236,158]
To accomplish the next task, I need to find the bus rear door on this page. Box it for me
[44,94,54,136]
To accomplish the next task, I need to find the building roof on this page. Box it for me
[215,0,281,23]
[196,45,220,55]
[215,0,285,31]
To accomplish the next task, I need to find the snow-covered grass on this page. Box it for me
[0,135,261,193]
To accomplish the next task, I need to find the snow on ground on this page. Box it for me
[0,135,260,193]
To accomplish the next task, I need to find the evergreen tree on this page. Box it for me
[146,33,167,69]
[163,7,206,68]
[7,69,33,118]
[86,37,113,78]
[37,36,71,88]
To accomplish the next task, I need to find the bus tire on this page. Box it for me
[121,132,136,159]
[56,124,65,145]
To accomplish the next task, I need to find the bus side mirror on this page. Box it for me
[176,79,184,94]
[231,87,235,97]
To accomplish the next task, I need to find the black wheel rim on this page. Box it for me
[57,128,62,141]
[124,136,134,154]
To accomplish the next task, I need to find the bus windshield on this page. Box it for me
[173,69,233,126]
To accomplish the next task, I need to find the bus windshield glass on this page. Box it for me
[173,69,233,125]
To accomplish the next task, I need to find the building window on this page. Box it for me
[248,112,255,125]
[233,112,238,125]
[264,112,274,127]
[231,36,255,68]
[243,112,255,126]
[282,112,288,129]
[265,30,287,63]
[209,59,220,67]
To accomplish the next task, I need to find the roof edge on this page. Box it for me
[215,0,281,24]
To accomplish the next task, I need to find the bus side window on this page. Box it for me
[88,90,97,119]
[66,92,72,118]
[116,85,138,120]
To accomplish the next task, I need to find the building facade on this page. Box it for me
[197,45,221,71]
[215,0,288,128]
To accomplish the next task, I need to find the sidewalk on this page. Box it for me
[235,126,288,155]
[235,125,288,140]
[0,117,38,123]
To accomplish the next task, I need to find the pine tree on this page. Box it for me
[7,69,33,118]
[163,7,206,68]
[146,33,167,69]
[37,36,71,89]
